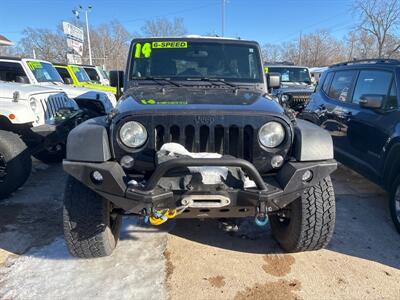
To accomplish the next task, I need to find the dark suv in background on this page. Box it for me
[301,59,400,233]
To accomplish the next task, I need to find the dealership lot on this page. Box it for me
[0,161,399,300]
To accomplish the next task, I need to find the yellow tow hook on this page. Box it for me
[148,209,177,226]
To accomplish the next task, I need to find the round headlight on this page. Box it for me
[281,94,289,102]
[29,97,38,112]
[259,121,285,148]
[119,121,147,148]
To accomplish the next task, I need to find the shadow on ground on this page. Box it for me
[0,163,399,270]
[168,166,400,269]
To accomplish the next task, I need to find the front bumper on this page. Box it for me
[28,110,84,154]
[63,157,337,218]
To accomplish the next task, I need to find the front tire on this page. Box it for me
[389,175,400,234]
[270,176,336,252]
[63,176,122,258]
[0,130,32,199]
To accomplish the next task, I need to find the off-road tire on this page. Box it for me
[32,144,66,164]
[389,175,400,234]
[270,176,336,252]
[63,176,122,258]
[0,130,32,199]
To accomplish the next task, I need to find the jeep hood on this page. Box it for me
[116,86,284,114]
[38,82,110,100]
[0,82,66,100]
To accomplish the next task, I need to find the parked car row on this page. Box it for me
[0,56,118,198]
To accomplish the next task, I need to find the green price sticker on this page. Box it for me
[27,61,42,70]
[134,42,152,58]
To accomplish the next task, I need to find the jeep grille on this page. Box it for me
[288,92,311,103]
[39,95,69,120]
[154,124,255,161]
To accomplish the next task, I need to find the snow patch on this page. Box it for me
[0,218,167,300]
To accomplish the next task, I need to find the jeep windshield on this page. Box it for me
[129,40,263,84]
[26,61,64,83]
[70,66,91,82]
[268,67,311,84]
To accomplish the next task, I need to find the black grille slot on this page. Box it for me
[170,125,180,143]
[199,126,209,152]
[185,126,195,151]
[153,124,254,161]
[243,125,254,161]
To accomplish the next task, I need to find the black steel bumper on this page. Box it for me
[28,111,83,154]
[63,156,337,218]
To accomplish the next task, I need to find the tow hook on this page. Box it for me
[255,202,269,227]
[144,209,177,225]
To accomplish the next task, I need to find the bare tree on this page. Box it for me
[354,0,400,57]
[141,17,187,37]
[261,43,283,63]
[82,20,132,70]
[18,27,68,62]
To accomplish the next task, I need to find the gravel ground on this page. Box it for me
[0,161,399,299]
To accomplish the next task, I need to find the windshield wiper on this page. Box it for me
[187,77,238,88]
[134,76,181,87]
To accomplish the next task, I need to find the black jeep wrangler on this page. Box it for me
[265,63,314,114]
[301,59,400,234]
[62,37,337,258]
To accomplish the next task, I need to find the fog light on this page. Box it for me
[121,155,135,169]
[302,170,313,182]
[271,155,284,168]
[91,171,104,184]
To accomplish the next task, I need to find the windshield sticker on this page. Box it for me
[71,66,80,73]
[134,42,152,58]
[27,61,42,70]
[140,99,188,105]
[152,41,188,48]
[281,74,290,81]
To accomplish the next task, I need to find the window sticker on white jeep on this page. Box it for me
[27,61,42,70]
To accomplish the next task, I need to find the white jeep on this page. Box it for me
[0,57,116,116]
[0,81,82,199]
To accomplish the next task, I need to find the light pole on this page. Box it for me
[72,5,93,65]
[221,0,225,37]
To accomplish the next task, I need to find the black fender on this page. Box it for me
[66,116,111,162]
[293,119,333,161]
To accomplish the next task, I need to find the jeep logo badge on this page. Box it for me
[194,116,215,125]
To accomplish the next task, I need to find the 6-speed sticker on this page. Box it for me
[152,41,188,48]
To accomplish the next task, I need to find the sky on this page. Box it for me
[0,0,357,45]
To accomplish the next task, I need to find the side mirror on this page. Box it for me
[267,72,281,89]
[64,77,73,85]
[110,70,124,98]
[15,76,29,84]
[359,94,384,109]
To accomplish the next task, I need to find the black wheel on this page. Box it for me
[270,176,336,252]
[389,175,400,234]
[0,130,32,199]
[32,143,66,164]
[63,176,122,258]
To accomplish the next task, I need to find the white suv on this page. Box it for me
[0,81,81,198]
[0,57,116,116]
